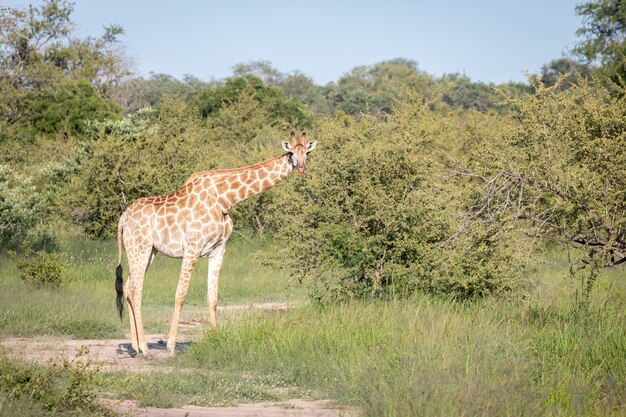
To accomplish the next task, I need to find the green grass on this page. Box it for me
[0,233,624,416]
[102,368,297,408]
[0,352,112,417]
[0,229,305,338]
[171,296,623,416]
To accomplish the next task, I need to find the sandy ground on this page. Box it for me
[0,303,354,417]
[103,399,348,417]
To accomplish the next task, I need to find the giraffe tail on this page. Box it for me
[116,214,125,321]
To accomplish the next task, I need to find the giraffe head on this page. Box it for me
[282,131,317,175]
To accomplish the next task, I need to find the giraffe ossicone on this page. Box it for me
[115,132,317,355]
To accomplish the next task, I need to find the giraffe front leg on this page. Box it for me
[167,254,198,355]
[207,245,226,329]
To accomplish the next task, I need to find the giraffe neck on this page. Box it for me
[211,154,293,208]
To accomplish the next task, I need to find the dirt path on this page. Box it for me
[103,399,348,417]
[0,303,354,416]
[1,302,293,371]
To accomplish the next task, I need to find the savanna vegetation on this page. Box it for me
[0,0,625,416]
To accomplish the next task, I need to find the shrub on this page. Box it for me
[0,165,57,251]
[266,94,529,301]
[9,246,68,289]
[62,102,205,238]
[0,353,107,415]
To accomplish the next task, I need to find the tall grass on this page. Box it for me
[169,248,625,416]
[178,295,624,416]
[1,231,624,416]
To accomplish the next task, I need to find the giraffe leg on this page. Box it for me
[166,253,198,354]
[207,245,226,329]
[125,247,153,356]
[124,279,138,353]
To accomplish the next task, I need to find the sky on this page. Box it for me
[10,0,584,85]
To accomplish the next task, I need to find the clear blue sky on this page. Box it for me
[12,0,584,84]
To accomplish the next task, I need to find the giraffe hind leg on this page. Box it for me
[125,246,153,356]
[124,278,139,354]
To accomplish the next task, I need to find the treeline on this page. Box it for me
[1,0,625,301]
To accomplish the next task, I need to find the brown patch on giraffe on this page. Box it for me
[262,178,273,190]
[230,179,243,189]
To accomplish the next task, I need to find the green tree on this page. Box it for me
[63,100,205,238]
[277,71,331,115]
[575,0,626,80]
[233,60,284,85]
[325,58,436,115]
[456,74,626,297]
[0,0,125,137]
[0,165,56,250]
[540,58,592,90]
[266,94,528,301]
[112,73,209,114]
[192,75,311,128]
[441,74,496,112]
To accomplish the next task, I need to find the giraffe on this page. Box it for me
[115,132,317,356]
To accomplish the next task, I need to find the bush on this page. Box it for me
[9,246,68,288]
[266,95,529,301]
[0,165,57,251]
[62,102,206,238]
[63,94,301,239]
[0,353,107,415]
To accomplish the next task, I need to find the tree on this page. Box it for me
[455,74,626,298]
[233,60,284,86]
[575,0,626,80]
[265,94,528,301]
[62,101,206,238]
[277,71,331,115]
[111,73,209,114]
[540,58,592,90]
[325,58,436,115]
[192,75,311,128]
[0,0,125,137]
[0,165,56,250]
[441,74,497,112]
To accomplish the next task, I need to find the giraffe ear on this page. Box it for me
[306,141,317,152]
[282,141,292,152]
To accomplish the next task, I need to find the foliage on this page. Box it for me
[324,58,436,115]
[62,101,207,238]
[539,58,593,90]
[0,354,108,415]
[0,165,57,250]
[574,0,626,79]
[0,0,125,138]
[62,90,295,239]
[440,74,497,111]
[112,73,209,114]
[266,95,529,301]
[14,79,121,136]
[192,75,311,128]
[457,74,626,284]
[232,60,284,85]
[8,245,68,288]
[277,71,333,115]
